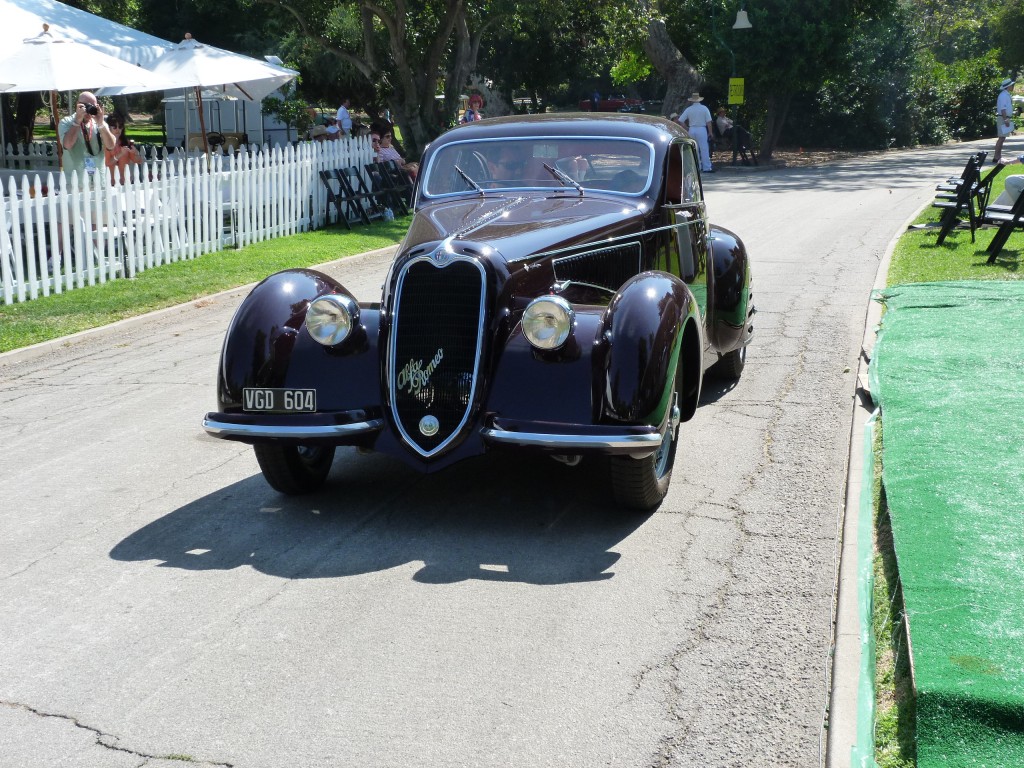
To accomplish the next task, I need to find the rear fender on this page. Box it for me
[708,225,753,354]
[603,272,701,426]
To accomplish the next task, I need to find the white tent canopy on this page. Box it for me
[1,0,174,67]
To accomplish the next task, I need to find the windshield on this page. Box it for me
[422,137,654,198]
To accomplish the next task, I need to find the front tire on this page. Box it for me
[610,385,682,511]
[713,345,747,380]
[253,444,335,495]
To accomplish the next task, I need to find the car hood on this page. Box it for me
[406,193,647,263]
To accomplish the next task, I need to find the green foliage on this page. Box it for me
[940,53,1003,140]
[261,95,314,139]
[909,0,1003,64]
[480,0,624,107]
[993,0,1024,75]
[611,48,653,87]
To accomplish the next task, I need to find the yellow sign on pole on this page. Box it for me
[728,78,745,106]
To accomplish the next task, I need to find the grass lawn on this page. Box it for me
[32,120,167,145]
[873,161,1021,768]
[0,219,410,354]
[889,170,1023,284]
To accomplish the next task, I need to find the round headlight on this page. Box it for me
[305,294,358,346]
[522,296,574,350]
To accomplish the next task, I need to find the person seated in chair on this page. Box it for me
[377,131,405,166]
[715,107,754,152]
[104,115,144,184]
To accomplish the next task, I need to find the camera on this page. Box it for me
[84,104,98,116]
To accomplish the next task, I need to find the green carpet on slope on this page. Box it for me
[869,281,1024,768]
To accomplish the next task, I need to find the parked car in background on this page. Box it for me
[579,94,645,112]
[202,114,755,510]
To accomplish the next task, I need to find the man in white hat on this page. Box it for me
[994,77,1016,163]
[678,92,714,173]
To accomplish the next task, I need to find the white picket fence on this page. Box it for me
[1,137,374,305]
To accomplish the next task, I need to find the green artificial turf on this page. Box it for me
[869,281,1024,767]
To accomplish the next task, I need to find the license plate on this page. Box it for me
[242,388,316,413]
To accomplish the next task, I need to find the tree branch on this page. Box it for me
[253,0,376,80]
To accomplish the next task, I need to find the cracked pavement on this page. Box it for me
[0,142,976,767]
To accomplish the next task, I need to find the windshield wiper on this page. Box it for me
[543,163,584,196]
[454,164,485,197]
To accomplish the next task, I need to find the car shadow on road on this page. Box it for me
[697,374,739,405]
[110,450,652,586]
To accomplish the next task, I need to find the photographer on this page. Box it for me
[58,91,116,182]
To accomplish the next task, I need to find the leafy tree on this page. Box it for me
[262,94,314,141]
[247,0,482,156]
[478,0,618,110]
[908,0,1003,63]
[993,0,1024,75]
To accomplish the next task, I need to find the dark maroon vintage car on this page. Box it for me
[202,114,754,510]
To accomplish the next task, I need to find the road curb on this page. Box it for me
[826,196,933,766]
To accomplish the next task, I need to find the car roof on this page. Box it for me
[427,112,688,148]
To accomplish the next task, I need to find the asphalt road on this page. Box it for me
[0,140,984,768]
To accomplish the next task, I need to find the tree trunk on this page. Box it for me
[642,17,703,117]
[758,92,793,161]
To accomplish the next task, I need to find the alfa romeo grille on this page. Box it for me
[389,256,486,457]
[553,242,642,292]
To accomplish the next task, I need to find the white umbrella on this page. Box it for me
[1,0,174,67]
[0,25,172,94]
[151,34,297,102]
[102,33,298,153]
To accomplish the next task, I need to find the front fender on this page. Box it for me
[215,269,382,415]
[603,272,698,425]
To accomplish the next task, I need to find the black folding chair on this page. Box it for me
[364,161,409,215]
[318,169,352,230]
[982,188,1024,263]
[934,155,983,244]
[973,163,1006,219]
[380,160,415,208]
[337,166,380,225]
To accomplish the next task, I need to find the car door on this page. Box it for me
[659,140,709,315]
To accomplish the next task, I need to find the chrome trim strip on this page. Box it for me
[202,418,384,439]
[520,216,705,263]
[388,255,488,459]
[481,428,663,451]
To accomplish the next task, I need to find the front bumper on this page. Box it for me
[202,411,384,442]
[481,418,662,457]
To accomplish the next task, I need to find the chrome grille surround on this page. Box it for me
[388,254,487,458]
